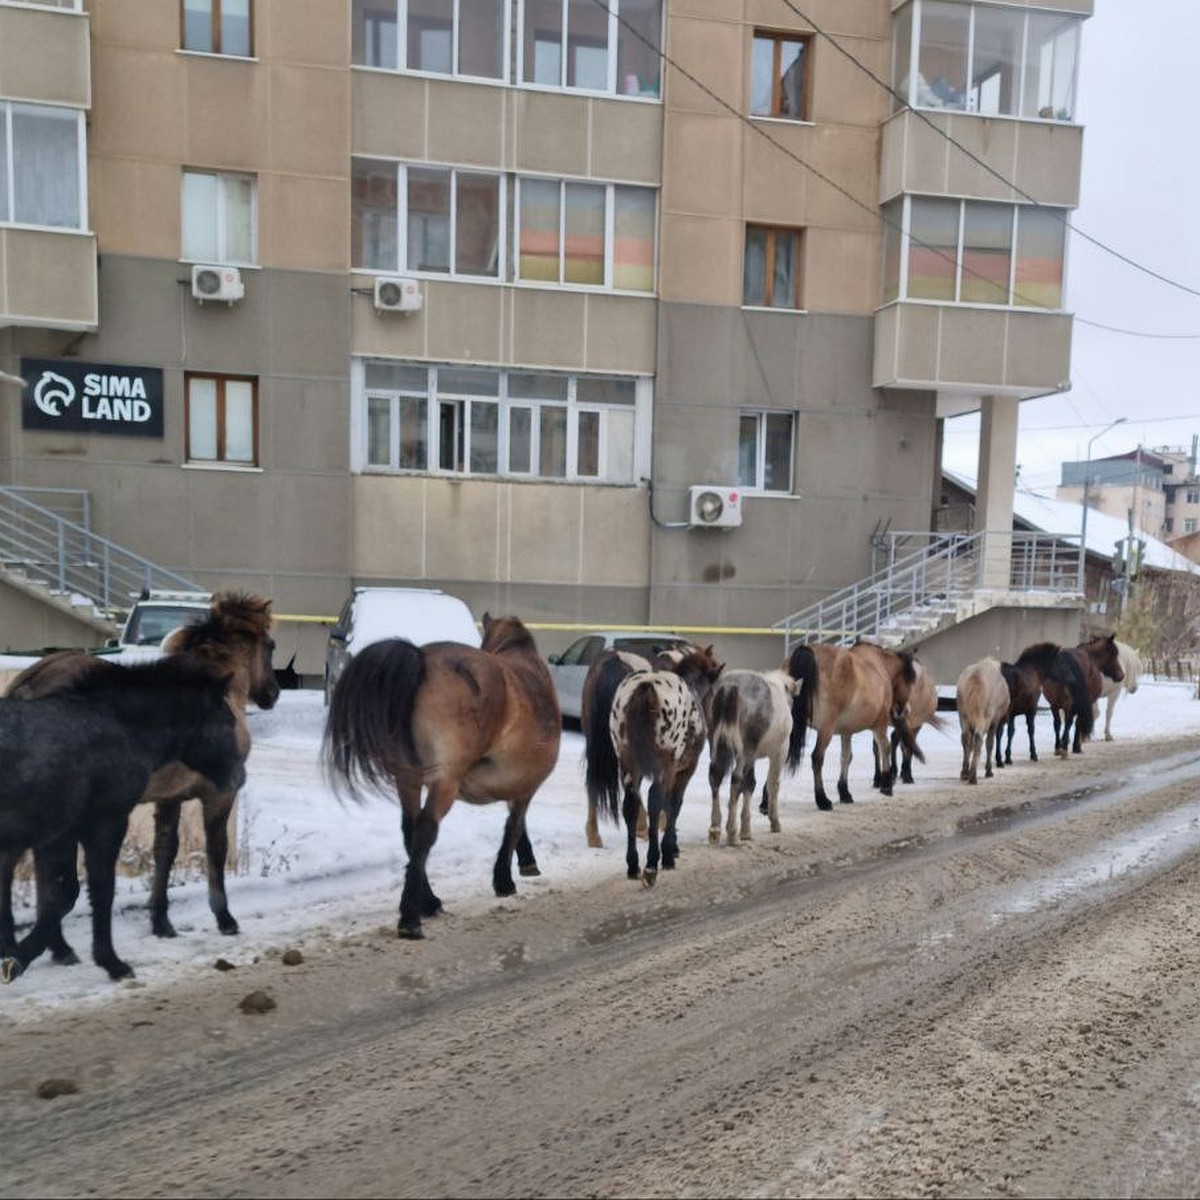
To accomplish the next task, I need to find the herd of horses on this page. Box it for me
[0,593,1142,981]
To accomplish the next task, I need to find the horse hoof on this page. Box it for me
[641,869,657,888]
[518,864,541,877]
[708,829,720,844]
[587,835,604,849]
[217,915,240,935]
[152,920,178,939]
[1,957,23,983]
[397,924,425,940]
[51,949,80,967]
[815,798,832,812]
[769,822,781,834]
[104,962,135,982]
[758,801,768,816]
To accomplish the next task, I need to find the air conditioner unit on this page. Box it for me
[191,264,244,304]
[688,485,742,529]
[374,275,423,313]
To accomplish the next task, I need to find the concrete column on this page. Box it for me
[976,395,1019,589]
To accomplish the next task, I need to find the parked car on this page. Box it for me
[546,630,694,722]
[324,586,480,704]
[106,590,212,662]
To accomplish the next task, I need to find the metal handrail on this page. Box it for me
[774,530,1083,650]
[0,486,202,619]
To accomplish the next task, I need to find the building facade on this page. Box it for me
[0,0,1091,672]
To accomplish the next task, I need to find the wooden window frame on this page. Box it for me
[745,224,804,309]
[752,30,812,121]
[185,372,260,466]
[180,0,255,57]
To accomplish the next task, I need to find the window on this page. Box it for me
[1164,518,1174,535]
[1186,519,1197,535]
[1188,489,1199,505]
[352,160,502,278]
[522,0,662,98]
[186,374,258,466]
[892,1,1081,122]
[361,361,643,482]
[738,411,794,492]
[352,0,506,80]
[0,102,84,230]
[750,31,811,120]
[743,226,803,309]
[182,169,256,264]
[181,0,253,57]
[517,178,655,292]
[882,196,1065,309]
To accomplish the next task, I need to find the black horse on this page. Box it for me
[0,658,245,983]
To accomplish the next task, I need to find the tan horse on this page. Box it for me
[323,613,560,940]
[0,591,278,957]
[784,640,921,810]
[956,656,1010,784]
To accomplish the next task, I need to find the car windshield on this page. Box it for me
[615,637,687,656]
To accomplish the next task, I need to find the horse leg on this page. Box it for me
[201,790,239,934]
[836,734,855,804]
[81,817,135,981]
[873,728,893,798]
[708,755,726,845]
[1104,691,1117,741]
[985,726,996,777]
[872,740,885,790]
[0,850,19,958]
[1025,711,1037,762]
[642,779,664,886]
[736,761,756,842]
[494,797,534,896]
[400,791,442,919]
[37,847,80,965]
[1003,717,1014,766]
[811,729,833,811]
[398,799,444,940]
[662,777,686,870]
[622,777,642,881]
[585,798,604,849]
[515,824,541,878]
[1050,706,1065,757]
[149,799,183,938]
[763,755,782,834]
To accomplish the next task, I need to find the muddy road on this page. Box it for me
[6,732,1200,1197]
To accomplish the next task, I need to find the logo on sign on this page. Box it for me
[33,371,76,418]
[20,358,164,438]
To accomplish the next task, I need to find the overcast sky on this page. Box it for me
[940,1,1200,495]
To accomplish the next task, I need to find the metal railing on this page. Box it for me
[775,530,1083,650]
[0,486,202,619]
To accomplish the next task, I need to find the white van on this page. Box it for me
[324,586,480,703]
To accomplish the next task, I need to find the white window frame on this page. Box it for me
[353,361,651,483]
[181,168,257,265]
[0,101,87,232]
[353,0,511,83]
[515,175,656,293]
[738,409,795,494]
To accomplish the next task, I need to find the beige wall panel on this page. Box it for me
[663,114,740,216]
[666,17,743,117]
[424,283,505,366]
[264,66,350,177]
[873,303,899,387]
[937,307,1007,386]
[183,56,267,170]
[0,579,111,655]
[584,296,658,373]
[352,476,428,578]
[808,36,890,127]
[878,113,906,202]
[578,489,651,584]
[86,257,186,365]
[89,45,185,161]
[89,0,177,50]
[254,473,350,574]
[263,377,348,473]
[89,159,179,259]
[1013,124,1083,208]
[590,102,662,183]
[513,91,589,177]
[260,174,348,272]
[804,228,878,316]
[510,289,587,367]
[891,302,941,386]
[262,271,350,377]
[889,0,1092,13]
[351,290,428,359]
[1004,312,1072,390]
[182,468,283,569]
[179,283,267,368]
[352,72,428,160]
[671,0,742,21]
[424,479,505,580]
[258,0,350,67]
[505,485,583,584]
[886,111,947,199]
[427,80,507,169]
[4,230,96,327]
[943,117,1020,201]
[0,7,89,107]
[657,213,740,307]
[741,125,811,222]
[655,303,740,403]
[750,0,888,37]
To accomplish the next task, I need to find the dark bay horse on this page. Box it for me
[323,613,560,940]
[707,667,799,844]
[0,659,244,982]
[1042,634,1124,757]
[956,656,1010,784]
[784,641,921,810]
[0,591,278,953]
[999,641,1083,765]
[587,646,723,885]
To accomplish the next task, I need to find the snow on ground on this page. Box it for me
[3,678,1200,1019]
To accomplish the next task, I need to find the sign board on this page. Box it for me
[20,358,164,438]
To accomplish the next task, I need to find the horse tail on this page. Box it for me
[583,657,629,826]
[1124,645,1142,693]
[624,682,665,780]
[784,645,817,772]
[1052,650,1094,740]
[323,638,425,797]
[708,683,739,781]
[893,712,925,764]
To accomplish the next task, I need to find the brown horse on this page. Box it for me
[784,640,921,810]
[999,641,1080,765]
[0,591,278,961]
[323,613,560,939]
[956,656,1010,784]
[874,657,945,786]
[1042,634,1124,757]
[586,646,723,884]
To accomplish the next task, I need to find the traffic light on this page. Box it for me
[1112,539,1126,574]
[1129,537,1146,579]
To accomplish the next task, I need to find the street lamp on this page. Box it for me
[1078,416,1128,593]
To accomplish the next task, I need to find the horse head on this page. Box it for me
[481,612,537,656]
[1089,633,1125,683]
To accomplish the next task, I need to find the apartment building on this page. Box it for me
[0,0,1092,673]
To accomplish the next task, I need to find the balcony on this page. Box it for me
[0,227,97,331]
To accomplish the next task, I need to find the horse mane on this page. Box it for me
[480,613,533,655]
[163,591,273,657]
[1015,641,1061,671]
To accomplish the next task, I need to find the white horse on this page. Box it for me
[1098,639,1142,741]
[706,668,799,845]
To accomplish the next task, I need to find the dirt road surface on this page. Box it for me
[5,731,1200,1197]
